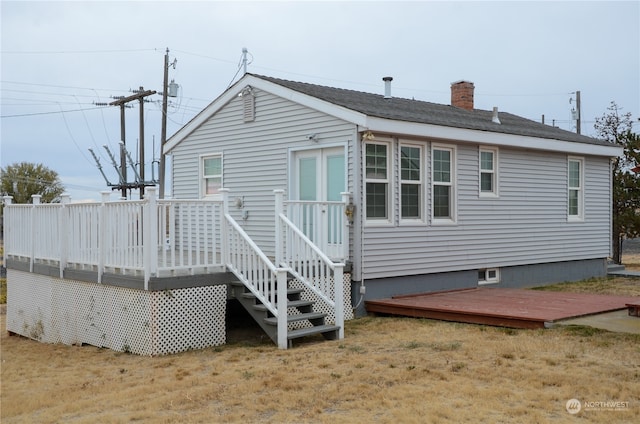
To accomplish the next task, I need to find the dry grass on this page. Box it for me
[623,252,640,271]
[2,277,639,423]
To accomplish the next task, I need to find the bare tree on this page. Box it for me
[594,102,640,264]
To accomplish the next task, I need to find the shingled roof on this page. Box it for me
[253,74,611,147]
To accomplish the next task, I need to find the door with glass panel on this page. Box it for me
[293,147,345,256]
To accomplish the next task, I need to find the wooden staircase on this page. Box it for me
[230,278,341,348]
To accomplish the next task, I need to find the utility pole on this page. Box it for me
[159,48,177,199]
[576,90,581,135]
[159,48,169,199]
[570,90,582,134]
[116,99,127,198]
[109,88,156,198]
[133,87,149,197]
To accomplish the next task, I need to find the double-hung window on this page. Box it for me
[479,147,498,197]
[432,144,456,223]
[568,157,584,221]
[202,154,222,197]
[400,144,423,221]
[365,142,390,221]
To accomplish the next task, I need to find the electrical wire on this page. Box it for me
[1,48,156,55]
[1,80,128,94]
[1,106,109,118]
[57,104,93,165]
[72,94,104,157]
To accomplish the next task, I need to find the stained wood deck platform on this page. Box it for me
[365,288,640,329]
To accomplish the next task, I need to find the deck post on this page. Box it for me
[59,194,71,279]
[2,197,11,270]
[98,191,110,284]
[341,192,351,261]
[334,263,345,339]
[219,189,230,267]
[144,188,158,289]
[276,268,288,349]
[274,190,284,266]
[30,195,41,273]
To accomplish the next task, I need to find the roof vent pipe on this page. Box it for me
[383,76,393,99]
[492,107,501,124]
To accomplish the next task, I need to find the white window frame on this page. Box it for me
[479,146,499,197]
[431,143,457,225]
[568,156,584,221]
[478,268,500,285]
[364,141,392,225]
[399,142,424,223]
[200,153,223,199]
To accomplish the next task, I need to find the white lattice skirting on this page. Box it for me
[6,270,227,355]
[288,274,354,331]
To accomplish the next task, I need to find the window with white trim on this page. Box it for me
[400,144,423,220]
[432,144,456,223]
[479,147,498,197]
[202,154,222,197]
[365,142,390,221]
[568,157,584,220]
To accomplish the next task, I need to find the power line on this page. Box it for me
[1,87,118,99]
[1,80,129,93]
[0,48,156,55]
[1,106,108,118]
[57,105,93,165]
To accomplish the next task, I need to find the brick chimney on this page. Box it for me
[451,81,475,110]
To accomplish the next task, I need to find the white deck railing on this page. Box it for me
[275,190,345,340]
[2,189,225,288]
[285,193,350,261]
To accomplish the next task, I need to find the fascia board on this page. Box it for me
[364,117,623,157]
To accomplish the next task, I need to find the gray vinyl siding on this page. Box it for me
[170,88,355,256]
[362,142,612,280]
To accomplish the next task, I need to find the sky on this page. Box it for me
[1,0,639,202]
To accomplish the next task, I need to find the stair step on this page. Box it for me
[264,311,327,326]
[253,299,314,312]
[287,324,341,340]
[240,287,304,299]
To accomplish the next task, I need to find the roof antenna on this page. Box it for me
[242,47,249,74]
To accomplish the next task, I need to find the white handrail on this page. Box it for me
[285,196,349,261]
[221,189,289,349]
[275,190,345,339]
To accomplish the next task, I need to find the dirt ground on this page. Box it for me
[1,276,639,423]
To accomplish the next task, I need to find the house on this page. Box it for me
[3,73,622,354]
[165,73,622,316]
